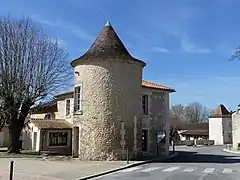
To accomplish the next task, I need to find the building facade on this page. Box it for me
[28,21,175,160]
[208,104,232,145]
[232,105,240,149]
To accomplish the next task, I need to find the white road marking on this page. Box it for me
[162,167,179,172]
[119,167,142,173]
[183,168,195,172]
[223,168,232,173]
[140,167,161,172]
[203,168,215,173]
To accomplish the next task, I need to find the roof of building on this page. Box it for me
[55,80,175,98]
[174,122,209,131]
[180,129,209,136]
[142,80,175,92]
[30,99,57,113]
[30,119,72,130]
[70,21,146,67]
[209,104,231,118]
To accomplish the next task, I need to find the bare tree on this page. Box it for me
[230,46,240,60]
[170,102,210,125]
[170,104,186,122]
[0,16,71,153]
[185,102,209,123]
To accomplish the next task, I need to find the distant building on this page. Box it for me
[232,105,240,149]
[174,122,209,141]
[208,104,232,145]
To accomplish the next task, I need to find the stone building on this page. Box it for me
[27,21,175,160]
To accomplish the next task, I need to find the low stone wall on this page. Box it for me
[175,140,214,146]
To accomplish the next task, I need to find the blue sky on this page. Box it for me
[1,0,240,110]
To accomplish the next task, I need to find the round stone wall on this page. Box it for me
[74,60,142,160]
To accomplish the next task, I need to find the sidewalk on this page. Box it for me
[222,148,240,155]
[0,152,178,180]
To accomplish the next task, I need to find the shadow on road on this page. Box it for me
[160,151,240,164]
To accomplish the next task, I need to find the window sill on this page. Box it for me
[73,110,83,115]
[48,145,68,148]
[141,114,151,118]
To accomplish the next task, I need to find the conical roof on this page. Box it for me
[71,21,146,67]
[210,104,230,117]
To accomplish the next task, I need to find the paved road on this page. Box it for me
[94,146,240,180]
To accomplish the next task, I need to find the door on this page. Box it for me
[33,132,37,151]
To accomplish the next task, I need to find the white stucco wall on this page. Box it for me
[22,123,40,151]
[55,98,74,124]
[30,97,74,124]
[232,111,240,149]
[209,117,223,145]
[30,114,46,119]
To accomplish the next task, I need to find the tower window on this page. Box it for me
[142,95,149,115]
[74,86,82,112]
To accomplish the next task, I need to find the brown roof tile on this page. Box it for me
[142,80,175,92]
[70,21,146,67]
[181,129,209,136]
[30,119,72,130]
[174,122,209,130]
[54,80,175,99]
[210,104,230,117]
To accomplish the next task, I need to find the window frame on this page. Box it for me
[65,99,71,117]
[48,132,68,147]
[142,94,149,115]
[74,85,82,113]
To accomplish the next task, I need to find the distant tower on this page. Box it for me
[71,21,146,160]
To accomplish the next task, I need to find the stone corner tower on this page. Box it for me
[70,21,146,160]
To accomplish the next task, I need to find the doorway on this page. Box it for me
[142,129,148,152]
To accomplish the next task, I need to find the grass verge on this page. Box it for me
[0,151,39,157]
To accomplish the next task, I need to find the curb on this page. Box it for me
[0,156,42,159]
[222,148,240,155]
[77,152,179,180]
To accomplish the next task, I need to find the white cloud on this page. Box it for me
[31,16,94,41]
[180,34,211,54]
[152,46,171,53]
